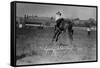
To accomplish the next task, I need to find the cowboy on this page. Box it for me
[53,11,64,41]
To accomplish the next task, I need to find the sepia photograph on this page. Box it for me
[14,2,97,66]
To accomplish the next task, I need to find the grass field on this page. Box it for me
[16,26,97,65]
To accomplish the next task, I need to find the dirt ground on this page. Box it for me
[16,26,96,65]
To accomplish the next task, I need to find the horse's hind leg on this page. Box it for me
[68,31,73,45]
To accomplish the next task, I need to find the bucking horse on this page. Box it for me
[52,18,73,42]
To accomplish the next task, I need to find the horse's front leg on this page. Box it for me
[54,25,57,33]
[55,30,62,41]
[52,29,58,41]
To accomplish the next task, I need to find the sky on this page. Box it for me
[16,3,96,20]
